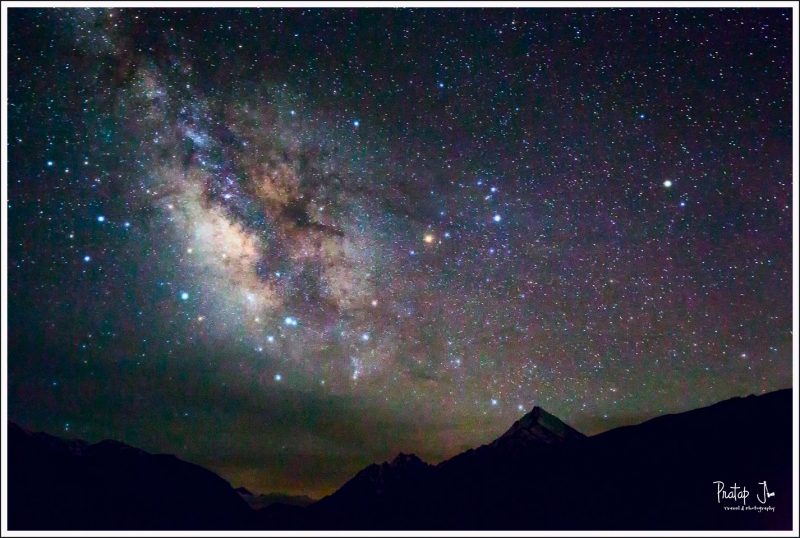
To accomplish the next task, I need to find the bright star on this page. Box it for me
[97,215,105,222]
[180,292,189,300]
[493,214,502,222]
[663,180,673,188]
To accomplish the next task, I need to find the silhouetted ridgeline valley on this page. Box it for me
[8,388,793,530]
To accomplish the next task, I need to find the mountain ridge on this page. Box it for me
[8,388,793,530]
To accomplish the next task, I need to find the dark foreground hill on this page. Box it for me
[7,423,252,530]
[8,388,793,530]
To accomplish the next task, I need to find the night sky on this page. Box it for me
[7,8,793,497]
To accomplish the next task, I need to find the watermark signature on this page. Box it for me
[714,481,776,512]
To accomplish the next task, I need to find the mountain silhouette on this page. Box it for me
[235,488,315,510]
[327,452,432,500]
[7,423,251,530]
[268,389,794,530]
[8,388,793,530]
[496,405,586,444]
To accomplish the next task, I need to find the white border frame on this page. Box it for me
[1,1,797,536]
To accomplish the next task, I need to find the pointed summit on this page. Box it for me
[389,452,426,469]
[497,405,585,444]
[320,453,432,504]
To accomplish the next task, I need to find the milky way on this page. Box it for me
[7,8,793,496]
